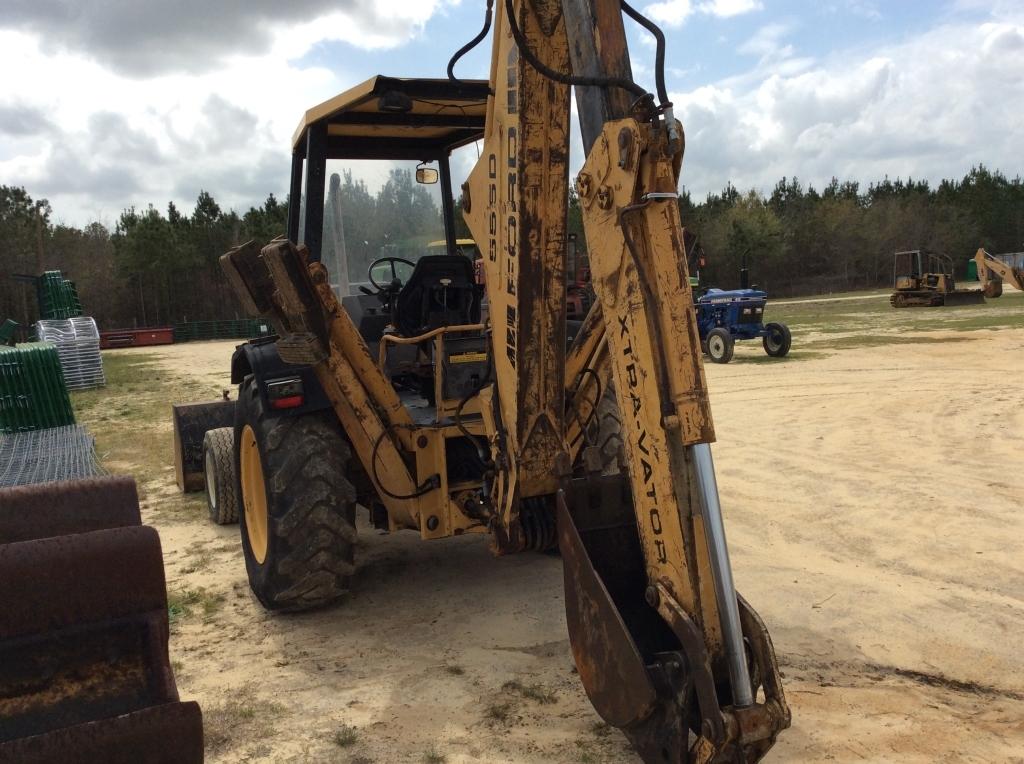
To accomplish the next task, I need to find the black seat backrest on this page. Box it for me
[393,255,480,337]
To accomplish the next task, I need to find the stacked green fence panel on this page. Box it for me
[36,271,84,320]
[173,318,273,342]
[0,342,76,433]
[0,320,17,346]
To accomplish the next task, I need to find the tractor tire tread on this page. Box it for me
[203,427,239,525]
[236,377,357,613]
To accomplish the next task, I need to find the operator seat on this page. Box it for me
[393,255,480,337]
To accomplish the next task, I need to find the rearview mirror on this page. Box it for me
[416,165,438,184]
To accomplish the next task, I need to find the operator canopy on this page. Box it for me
[291,76,489,160]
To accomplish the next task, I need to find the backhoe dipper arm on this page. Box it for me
[463,0,788,761]
[975,247,1024,298]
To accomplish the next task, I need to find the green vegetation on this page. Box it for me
[167,587,224,624]
[203,696,286,754]
[685,166,1024,297]
[484,701,513,724]
[69,350,210,519]
[762,289,1024,353]
[422,747,447,764]
[501,679,557,705]
[4,165,1022,330]
[332,725,358,748]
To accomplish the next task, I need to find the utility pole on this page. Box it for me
[35,207,45,275]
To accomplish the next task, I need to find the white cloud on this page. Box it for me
[645,0,694,28]
[673,17,1024,199]
[0,1,455,225]
[699,0,763,18]
[738,22,794,58]
[2,0,452,76]
[644,0,761,27]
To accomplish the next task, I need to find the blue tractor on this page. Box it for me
[696,288,791,364]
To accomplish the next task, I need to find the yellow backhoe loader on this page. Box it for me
[220,0,789,760]
[974,247,1024,298]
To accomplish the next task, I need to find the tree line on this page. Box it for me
[683,166,1023,296]
[1,165,1021,330]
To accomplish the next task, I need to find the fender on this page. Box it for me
[230,336,332,417]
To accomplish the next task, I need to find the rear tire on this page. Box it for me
[762,322,792,357]
[705,328,735,364]
[586,380,624,475]
[203,427,238,525]
[235,376,357,612]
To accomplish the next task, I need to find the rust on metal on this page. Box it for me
[173,399,236,492]
[0,527,177,740]
[0,701,204,764]
[556,489,656,728]
[0,475,203,761]
[0,476,141,544]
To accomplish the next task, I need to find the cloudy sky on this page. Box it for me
[1,0,1021,226]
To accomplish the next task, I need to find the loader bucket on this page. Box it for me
[173,398,236,492]
[943,289,986,306]
[0,477,203,763]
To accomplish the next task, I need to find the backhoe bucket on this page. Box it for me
[557,478,789,763]
[557,480,693,762]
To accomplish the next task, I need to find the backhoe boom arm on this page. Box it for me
[463,0,789,760]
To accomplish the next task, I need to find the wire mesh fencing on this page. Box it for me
[35,317,106,390]
[0,425,107,488]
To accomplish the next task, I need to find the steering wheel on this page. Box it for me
[367,257,416,292]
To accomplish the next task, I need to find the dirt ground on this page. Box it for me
[100,297,1024,764]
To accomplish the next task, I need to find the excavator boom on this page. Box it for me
[975,247,1024,298]
[462,0,789,759]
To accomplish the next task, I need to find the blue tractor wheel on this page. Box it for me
[763,322,791,357]
[706,328,734,364]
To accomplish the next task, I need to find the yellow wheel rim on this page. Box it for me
[240,424,269,564]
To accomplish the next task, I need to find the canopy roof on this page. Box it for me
[291,76,489,161]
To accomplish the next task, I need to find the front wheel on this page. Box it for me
[203,427,238,525]
[235,377,357,612]
[762,322,792,357]
[705,328,735,364]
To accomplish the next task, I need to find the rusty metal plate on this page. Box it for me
[0,476,141,544]
[0,526,177,742]
[173,399,235,492]
[0,701,204,764]
[557,489,656,728]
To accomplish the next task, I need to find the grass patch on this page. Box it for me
[179,541,215,574]
[728,349,823,364]
[804,334,974,351]
[69,349,226,522]
[204,695,286,754]
[167,587,224,624]
[768,288,1024,340]
[332,725,358,748]
[422,747,446,764]
[502,679,557,705]
[71,354,169,468]
[484,701,514,723]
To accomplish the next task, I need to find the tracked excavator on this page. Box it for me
[974,247,1024,298]
[220,0,789,760]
